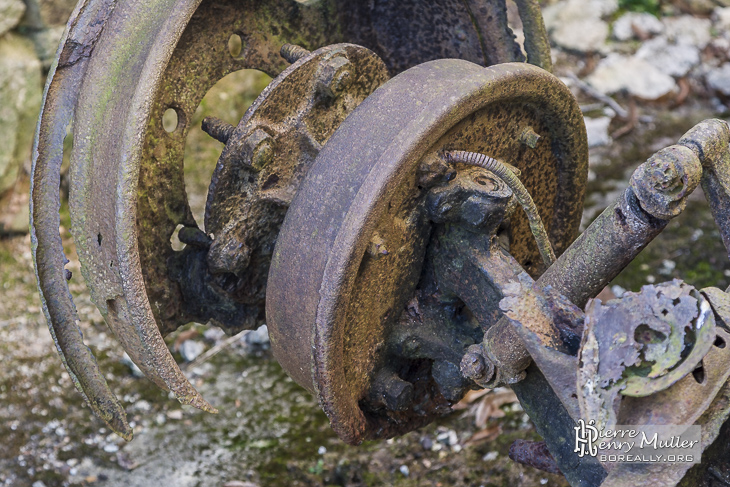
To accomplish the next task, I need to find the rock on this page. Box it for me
[612,12,664,41]
[28,26,65,70]
[20,0,76,30]
[707,63,730,96]
[636,37,700,77]
[179,339,205,362]
[102,443,119,453]
[586,53,677,100]
[245,324,270,346]
[663,16,712,49]
[483,451,499,461]
[0,0,25,36]
[203,326,226,343]
[543,0,617,52]
[0,33,41,196]
[584,117,612,148]
[672,0,717,15]
[714,7,730,32]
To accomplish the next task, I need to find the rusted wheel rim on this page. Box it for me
[267,60,588,444]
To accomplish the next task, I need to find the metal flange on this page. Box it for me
[267,60,588,445]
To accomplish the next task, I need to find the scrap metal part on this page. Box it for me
[31,0,549,438]
[267,60,588,445]
[170,43,389,332]
[578,281,716,431]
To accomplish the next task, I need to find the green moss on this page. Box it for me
[618,0,661,15]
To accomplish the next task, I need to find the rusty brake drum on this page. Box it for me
[267,60,588,444]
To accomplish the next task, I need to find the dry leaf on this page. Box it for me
[464,424,501,447]
[453,389,491,410]
[473,388,518,428]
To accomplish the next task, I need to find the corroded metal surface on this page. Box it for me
[178,43,388,332]
[267,60,587,445]
[32,0,540,437]
[578,281,715,431]
[29,0,131,440]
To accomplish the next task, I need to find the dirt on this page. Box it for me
[2,50,730,487]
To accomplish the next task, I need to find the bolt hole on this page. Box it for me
[228,33,244,59]
[692,364,706,384]
[474,175,497,190]
[162,108,180,133]
[715,336,726,349]
[634,324,666,345]
[97,233,102,246]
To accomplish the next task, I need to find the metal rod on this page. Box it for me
[442,150,556,266]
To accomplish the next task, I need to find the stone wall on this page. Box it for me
[0,0,74,235]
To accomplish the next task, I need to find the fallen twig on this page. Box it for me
[183,329,250,370]
[567,72,629,119]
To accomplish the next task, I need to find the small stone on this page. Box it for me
[612,12,664,42]
[318,446,327,455]
[166,410,184,420]
[399,465,410,477]
[32,481,47,487]
[121,353,144,377]
[436,429,459,447]
[611,285,627,298]
[707,63,730,96]
[584,117,612,148]
[420,436,433,450]
[245,324,270,346]
[132,400,151,413]
[179,339,205,362]
[586,54,677,100]
[103,443,119,453]
[543,0,617,52]
[203,326,226,343]
[663,16,712,49]
[483,451,499,461]
[636,37,700,78]
[0,0,25,37]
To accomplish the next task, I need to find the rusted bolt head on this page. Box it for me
[316,55,352,99]
[460,344,495,383]
[519,126,541,149]
[382,377,414,412]
[242,128,275,171]
[629,145,701,220]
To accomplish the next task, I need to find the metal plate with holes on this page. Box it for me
[197,43,389,332]
[267,60,588,445]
